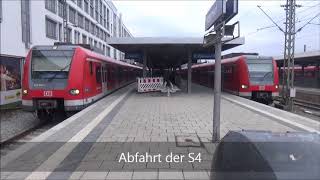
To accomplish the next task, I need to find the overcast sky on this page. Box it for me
[113,0,320,57]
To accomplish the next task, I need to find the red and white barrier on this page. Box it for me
[137,77,164,92]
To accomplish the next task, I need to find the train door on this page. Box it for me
[101,63,108,95]
[95,62,103,96]
[83,59,96,105]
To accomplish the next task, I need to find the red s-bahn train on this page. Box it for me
[22,44,142,120]
[181,55,279,104]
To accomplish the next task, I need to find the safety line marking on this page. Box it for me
[25,88,132,180]
[222,95,320,134]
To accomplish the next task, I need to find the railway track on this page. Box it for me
[0,116,65,157]
[273,97,320,119]
[294,99,320,112]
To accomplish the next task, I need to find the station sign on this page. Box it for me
[205,0,238,31]
[192,52,214,60]
[125,52,142,60]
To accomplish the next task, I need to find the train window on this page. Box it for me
[96,66,102,83]
[89,61,93,75]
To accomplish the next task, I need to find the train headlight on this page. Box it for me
[241,84,248,89]
[22,89,28,95]
[70,89,80,95]
[275,85,279,89]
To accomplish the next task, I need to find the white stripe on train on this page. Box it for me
[22,91,107,107]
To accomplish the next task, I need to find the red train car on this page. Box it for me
[22,44,141,120]
[182,55,279,104]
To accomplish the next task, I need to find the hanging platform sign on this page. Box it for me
[205,0,238,31]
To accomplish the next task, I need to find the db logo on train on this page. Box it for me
[259,86,266,91]
[43,91,53,97]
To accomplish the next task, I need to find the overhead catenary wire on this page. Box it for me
[296,12,320,33]
[257,5,285,33]
[246,3,319,37]
[257,2,320,33]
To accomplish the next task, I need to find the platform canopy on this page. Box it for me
[106,37,245,68]
[275,50,320,66]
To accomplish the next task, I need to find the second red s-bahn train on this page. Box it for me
[182,55,279,104]
[22,44,142,120]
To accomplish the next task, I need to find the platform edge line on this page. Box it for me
[222,95,320,134]
[25,87,133,180]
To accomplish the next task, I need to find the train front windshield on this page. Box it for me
[31,50,74,79]
[247,62,274,85]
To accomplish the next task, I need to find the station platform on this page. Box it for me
[1,83,319,180]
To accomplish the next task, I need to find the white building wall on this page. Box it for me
[1,0,26,57]
[31,0,55,47]
[0,0,131,60]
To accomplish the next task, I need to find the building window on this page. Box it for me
[69,7,76,24]
[0,0,2,23]
[82,34,87,44]
[45,0,56,13]
[102,31,105,41]
[74,31,80,44]
[90,0,94,18]
[96,26,99,37]
[46,17,57,40]
[107,46,110,57]
[77,0,82,9]
[95,0,99,22]
[21,0,31,47]
[77,13,84,28]
[103,5,106,28]
[67,28,72,43]
[113,13,117,37]
[84,0,89,13]
[89,37,93,46]
[99,29,103,40]
[91,22,95,34]
[113,48,116,59]
[58,23,63,41]
[107,8,110,30]
[58,0,64,18]
[99,0,103,23]
[85,18,90,32]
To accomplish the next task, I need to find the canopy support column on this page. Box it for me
[187,50,192,94]
[143,50,147,77]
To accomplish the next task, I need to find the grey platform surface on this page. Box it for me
[1,83,319,180]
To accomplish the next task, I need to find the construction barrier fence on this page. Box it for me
[137,77,164,93]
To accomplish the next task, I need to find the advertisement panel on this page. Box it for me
[0,56,22,106]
